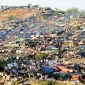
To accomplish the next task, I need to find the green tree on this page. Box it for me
[45,7,51,10]
[54,8,60,14]
[35,4,39,7]
[54,8,65,14]
[59,10,65,14]
[1,5,4,10]
[80,9,85,15]
[35,53,48,60]
[66,7,79,14]
[27,4,31,8]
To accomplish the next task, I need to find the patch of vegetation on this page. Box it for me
[8,15,18,21]
[35,53,48,60]
[0,58,4,66]
[45,7,51,10]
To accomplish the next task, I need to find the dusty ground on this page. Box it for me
[0,8,39,21]
[70,58,85,64]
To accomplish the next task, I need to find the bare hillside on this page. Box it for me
[0,8,39,21]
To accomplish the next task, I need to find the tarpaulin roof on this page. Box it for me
[57,66,70,73]
[40,45,46,48]
[54,39,63,42]
[40,66,54,73]
[4,44,19,47]
[21,48,34,52]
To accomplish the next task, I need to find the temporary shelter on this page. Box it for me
[40,66,54,73]
[57,66,71,73]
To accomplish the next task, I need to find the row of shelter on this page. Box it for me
[0,7,85,84]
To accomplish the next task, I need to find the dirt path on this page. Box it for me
[70,58,85,64]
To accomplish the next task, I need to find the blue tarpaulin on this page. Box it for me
[40,66,54,73]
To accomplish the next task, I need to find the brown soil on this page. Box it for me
[70,58,85,64]
[0,8,38,21]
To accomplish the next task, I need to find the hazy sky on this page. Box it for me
[0,0,85,10]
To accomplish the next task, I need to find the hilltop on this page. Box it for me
[0,6,85,28]
[0,7,43,21]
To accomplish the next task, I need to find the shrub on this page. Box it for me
[35,53,48,60]
[8,15,18,21]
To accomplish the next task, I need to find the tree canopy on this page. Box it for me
[45,7,51,10]
[66,7,79,14]
[27,4,31,8]
[54,8,65,14]
[35,53,48,60]
[80,9,85,15]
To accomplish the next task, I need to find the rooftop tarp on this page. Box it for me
[2,48,8,51]
[40,66,54,73]
[16,39,24,42]
[40,45,46,48]
[30,24,35,28]
[51,49,59,52]
[4,44,19,47]
[21,48,34,52]
[54,39,63,42]
[57,66,70,73]
[46,46,58,50]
